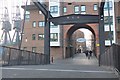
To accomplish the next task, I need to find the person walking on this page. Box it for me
[89,50,92,57]
[85,50,88,57]
[88,51,90,59]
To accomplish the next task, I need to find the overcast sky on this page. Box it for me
[0,0,30,42]
[80,29,92,39]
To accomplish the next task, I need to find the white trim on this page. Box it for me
[2,67,114,73]
[104,0,116,46]
[112,0,116,43]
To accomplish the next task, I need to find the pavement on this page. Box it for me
[1,53,119,79]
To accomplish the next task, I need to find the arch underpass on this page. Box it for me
[65,24,99,58]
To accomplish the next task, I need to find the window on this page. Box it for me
[93,4,98,11]
[117,17,120,24]
[74,6,79,14]
[50,33,58,42]
[38,21,45,27]
[104,23,113,31]
[68,3,72,5]
[104,16,113,24]
[23,47,27,50]
[81,5,86,12]
[38,34,44,40]
[63,7,67,13]
[104,1,112,11]
[39,11,42,14]
[32,34,36,40]
[38,0,43,2]
[50,23,58,28]
[81,5,86,14]
[50,6,58,13]
[118,19,120,24]
[25,11,30,21]
[105,31,113,40]
[32,47,36,52]
[32,21,36,27]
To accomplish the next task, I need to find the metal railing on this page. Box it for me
[100,44,120,72]
[0,46,48,66]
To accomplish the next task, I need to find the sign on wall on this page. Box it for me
[76,38,86,42]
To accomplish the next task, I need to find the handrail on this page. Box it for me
[100,44,120,72]
[0,46,48,66]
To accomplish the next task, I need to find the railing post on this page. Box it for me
[28,52,30,65]
[35,53,37,64]
[99,54,101,66]
[17,49,22,65]
[2,47,5,65]
[39,54,42,64]
[8,48,11,66]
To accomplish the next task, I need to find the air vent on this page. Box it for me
[68,3,72,5]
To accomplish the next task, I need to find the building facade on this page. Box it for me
[103,0,120,46]
[115,1,120,44]
[104,0,116,46]
[21,1,100,59]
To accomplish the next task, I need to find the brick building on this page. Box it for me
[115,2,120,44]
[21,0,100,59]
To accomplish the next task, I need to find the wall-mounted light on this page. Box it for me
[25,37,27,42]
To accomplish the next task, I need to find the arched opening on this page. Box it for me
[65,24,97,58]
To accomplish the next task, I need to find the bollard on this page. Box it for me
[51,56,54,63]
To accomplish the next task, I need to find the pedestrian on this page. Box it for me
[78,49,80,53]
[79,49,81,53]
[51,55,54,63]
[88,52,90,59]
[85,50,88,57]
[89,50,92,57]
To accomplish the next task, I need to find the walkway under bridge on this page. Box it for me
[0,44,120,79]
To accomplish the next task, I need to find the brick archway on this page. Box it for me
[64,23,99,58]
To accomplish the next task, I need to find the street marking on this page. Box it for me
[2,67,114,74]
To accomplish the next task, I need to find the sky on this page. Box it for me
[80,29,93,50]
[80,29,92,40]
[0,0,30,42]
